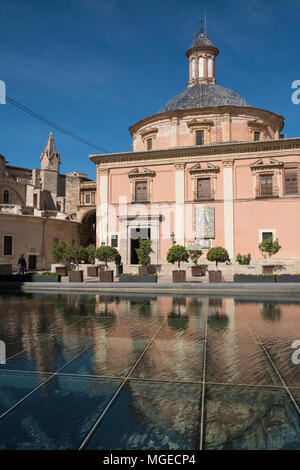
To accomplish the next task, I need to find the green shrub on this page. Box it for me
[85,244,96,264]
[259,237,281,258]
[236,253,251,265]
[206,247,229,268]
[65,245,87,270]
[52,241,67,264]
[167,245,189,269]
[95,246,118,269]
[188,249,203,266]
[135,238,153,266]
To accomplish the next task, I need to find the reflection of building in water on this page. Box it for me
[2,294,299,385]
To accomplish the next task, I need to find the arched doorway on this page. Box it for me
[80,210,96,246]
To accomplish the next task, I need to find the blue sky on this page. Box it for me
[0,0,299,179]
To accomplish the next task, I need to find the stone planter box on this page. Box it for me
[55,266,68,276]
[99,270,114,282]
[262,265,274,275]
[119,274,157,283]
[69,271,84,282]
[172,270,186,283]
[275,275,300,283]
[191,265,206,277]
[208,270,222,283]
[0,274,61,282]
[234,274,275,283]
[87,266,98,277]
[0,264,12,275]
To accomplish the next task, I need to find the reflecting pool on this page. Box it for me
[0,292,300,449]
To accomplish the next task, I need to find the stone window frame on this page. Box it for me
[187,120,213,146]
[140,127,158,151]
[258,229,277,244]
[2,234,14,257]
[128,168,156,203]
[250,158,283,198]
[189,163,219,201]
[248,120,268,141]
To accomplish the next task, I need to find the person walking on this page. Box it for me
[17,254,27,275]
[115,252,123,277]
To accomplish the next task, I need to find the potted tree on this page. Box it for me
[167,245,189,283]
[206,247,229,283]
[85,244,98,277]
[136,238,153,275]
[52,241,68,276]
[96,246,118,282]
[188,249,204,276]
[66,245,86,282]
[259,236,281,275]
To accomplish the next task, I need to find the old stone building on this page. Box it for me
[0,133,96,270]
[91,29,300,274]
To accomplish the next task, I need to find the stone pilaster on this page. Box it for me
[97,168,109,246]
[222,159,234,259]
[174,163,185,246]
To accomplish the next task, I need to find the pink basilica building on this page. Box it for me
[91,30,300,273]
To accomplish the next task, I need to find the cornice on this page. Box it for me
[91,138,300,168]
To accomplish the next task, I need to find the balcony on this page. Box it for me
[255,186,279,199]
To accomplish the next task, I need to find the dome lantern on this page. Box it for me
[186,28,219,87]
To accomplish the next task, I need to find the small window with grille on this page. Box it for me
[111,234,118,247]
[146,138,152,150]
[3,236,13,256]
[3,190,9,203]
[135,180,148,202]
[284,169,298,195]
[254,131,261,141]
[196,178,211,200]
[195,130,204,146]
[259,174,273,196]
[262,232,273,241]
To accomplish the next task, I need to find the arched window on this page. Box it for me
[198,57,204,78]
[207,57,213,78]
[3,190,9,203]
[191,59,196,79]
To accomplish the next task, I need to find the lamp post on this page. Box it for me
[170,232,176,246]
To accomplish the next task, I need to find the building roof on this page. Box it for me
[160,83,250,112]
[191,32,215,48]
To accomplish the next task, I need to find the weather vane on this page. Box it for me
[200,16,207,35]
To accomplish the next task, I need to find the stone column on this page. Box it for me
[222,160,234,259]
[174,163,185,246]
[97,168,109,246]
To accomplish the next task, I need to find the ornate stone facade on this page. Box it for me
[91,29,300,273]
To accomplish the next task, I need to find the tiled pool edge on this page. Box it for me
[2,281,300,296]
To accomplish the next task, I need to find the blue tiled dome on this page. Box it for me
[160,83,250,112]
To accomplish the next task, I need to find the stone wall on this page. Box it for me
[0,213,79,270]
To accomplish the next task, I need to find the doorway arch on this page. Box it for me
[80,209,96,246]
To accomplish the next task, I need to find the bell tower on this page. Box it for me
[186,24,219,88]
[40,132,60,171]
[40,132,60,201]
